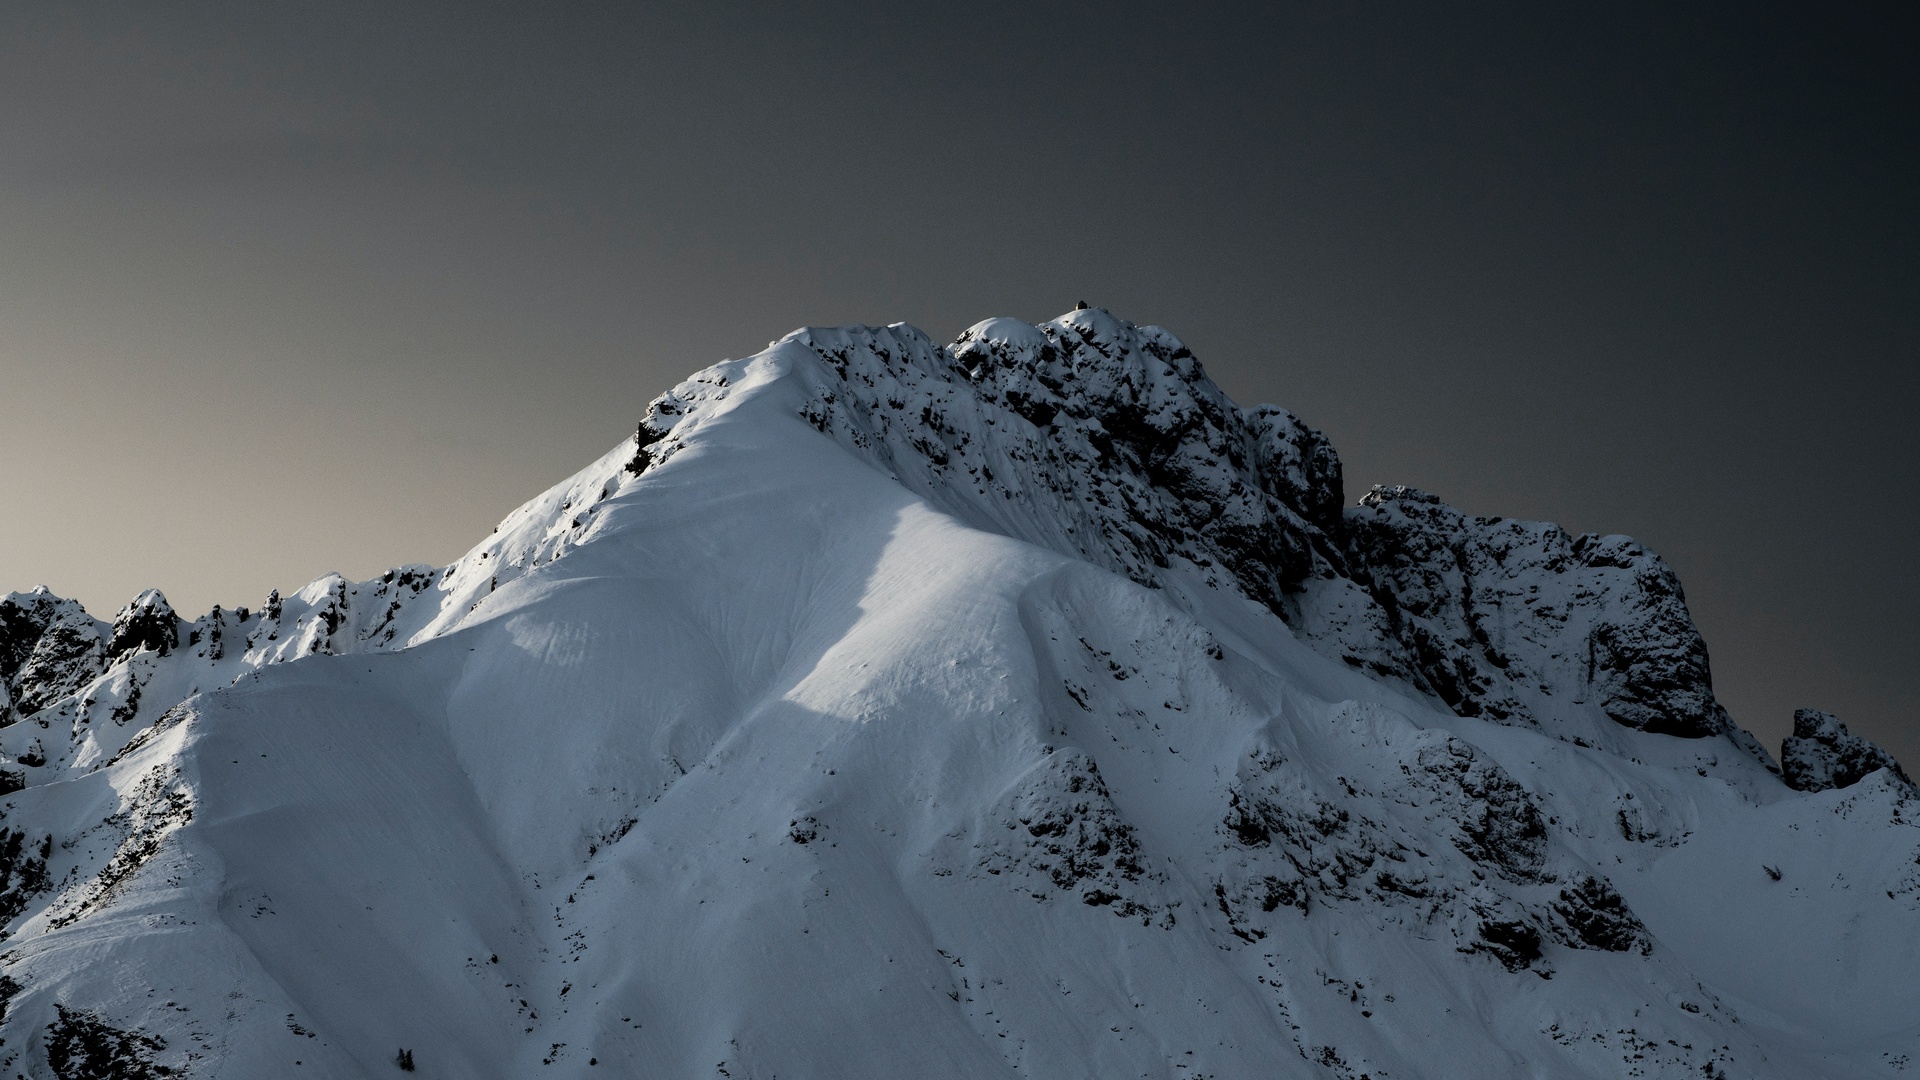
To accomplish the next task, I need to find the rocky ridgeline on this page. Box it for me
[10,308,1905,795]
[1310,487,1776,766]
[0,567,440,785]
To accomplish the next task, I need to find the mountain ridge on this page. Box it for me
[0,308,1911,1079]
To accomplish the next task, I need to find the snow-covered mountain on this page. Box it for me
[1,307,1913,1079]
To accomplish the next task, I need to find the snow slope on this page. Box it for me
[0,309,1913,1079]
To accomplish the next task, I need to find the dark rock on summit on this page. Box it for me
[782,311,1348,619]
[107,590,180,661]
[1,590,106,723]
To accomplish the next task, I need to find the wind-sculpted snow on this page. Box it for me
[0,308,1913,1078]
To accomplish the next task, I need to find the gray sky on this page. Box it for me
[2,2,1913,763]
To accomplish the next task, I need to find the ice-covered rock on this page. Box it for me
[773,311,1344,613]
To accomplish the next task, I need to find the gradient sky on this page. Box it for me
[2,2,1913,762]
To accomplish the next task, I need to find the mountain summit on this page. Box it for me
[1,309,1912,1078]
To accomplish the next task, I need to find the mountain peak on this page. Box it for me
[0,310,1907,1078]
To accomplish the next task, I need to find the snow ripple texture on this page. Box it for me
[0,308,1913,1079]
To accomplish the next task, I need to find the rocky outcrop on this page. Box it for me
[106,590,179,662]
[776,311,1346,616]
[0,591,106,724]
[45,1005,171,1080]
[1311,487,1741,741]
[1211,711,1651,969]
[1780,709,1913,793]
[981,748,1167,923]
[0,566,446,787]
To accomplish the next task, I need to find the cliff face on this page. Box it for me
[1308,486,1763,750]
[0,309,1908,1080]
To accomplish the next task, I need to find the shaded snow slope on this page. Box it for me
[0,311,1913,1079]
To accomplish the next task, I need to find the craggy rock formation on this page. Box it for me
[0,590,107,725]
[0,567,441,782]
[1781,708,1914,793]
[769,312,1348,613]
[106,590,179,662]
[1313,486,1751,744]
[981,748,1166,923]
[1212,706,1650,974]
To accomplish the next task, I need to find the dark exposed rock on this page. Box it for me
[0,596,50,686]
[787,816,820,845]
[626,418,669,476]
[1219,752,1409,916]
[779,313,1345,622]
[46,1005,172,1080]
[0,827,53,926]
[1214,718,1656,971]
[1780,709,1913,793]
[107,591,179,662]
[5,594,106,721]
[1405,738,1551,884]
[984,748,1164,922]
[49,766,194,931]
[1551,875,1653,954]
[1321,486,1742,742]
[1472,918,1544,972]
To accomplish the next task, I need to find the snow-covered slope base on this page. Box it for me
[1,310,1914,1079]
